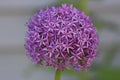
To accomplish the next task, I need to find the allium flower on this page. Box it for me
[25,4,98,71]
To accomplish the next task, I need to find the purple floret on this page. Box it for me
[25,4,98,71]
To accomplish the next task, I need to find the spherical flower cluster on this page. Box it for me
[25,4,98,71]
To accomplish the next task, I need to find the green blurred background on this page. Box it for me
[0,0,120,80]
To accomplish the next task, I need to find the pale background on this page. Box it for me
[0,0,120,80]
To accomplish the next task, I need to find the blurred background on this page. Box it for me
[0,0,120,80]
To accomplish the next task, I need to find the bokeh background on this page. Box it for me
[0,0,120,80]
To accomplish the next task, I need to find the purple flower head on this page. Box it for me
[25,4,98,71]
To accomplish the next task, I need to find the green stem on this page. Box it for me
[79,71,89,80]
[55,69,62,80]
